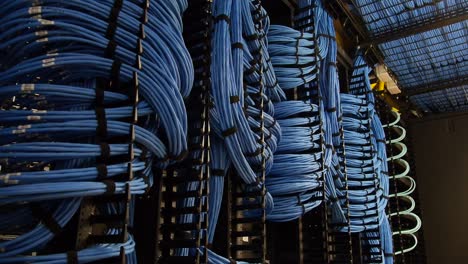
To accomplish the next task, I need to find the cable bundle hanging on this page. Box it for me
[208,0,278,199]
[0,0,193,263]
[264,6,327,221]
[328,54,392,263]
[190,0,281,262]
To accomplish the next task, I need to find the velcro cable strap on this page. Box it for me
[231,42,243,50]
[245,147,262,157]
[222,126,237,138]
[105,39,118,59]
[30,204,62,235]
[102,180,116,195]
[318,34,336,40]
[100,143,111,162]
[95,106,108,138]
[106,0,123,39]
[110,60,122,90]
[96,163,108,179]
[211,169,225,177]
[214,14,230,24]
[243,33,259,41]
[230,96,240,103]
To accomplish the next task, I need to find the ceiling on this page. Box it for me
[350,0,468,114]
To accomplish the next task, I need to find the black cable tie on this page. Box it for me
[214,14,231,24]
[243,33,259,41]
[266,119,277,129]
[295,21,315,30]
[67,251,78,264]
[30,204,62,235]
[327,107,337,113]
[102,180,116,195]
[251,47,262,56]
[245,147,262,157]
[252,125,262,133]
[244,64,257,75]
[99,142,111,162]
[222,126,238,138]
[95,106,108,138]
[249,57,261,67]
[106,21,118,40]
[230,96,240,104]
[105,39,118,59]
[105,0,123,39]
[318,34,336,40]
[96,163,108,179]
[231,42,243,50]
[140,148,148,161]
[325,144,333,149]
[110,60,122,90]
[211,169,225,177]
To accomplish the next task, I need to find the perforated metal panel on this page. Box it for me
[410,85,468,113]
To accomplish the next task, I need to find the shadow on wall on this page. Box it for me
[411,113,468,264]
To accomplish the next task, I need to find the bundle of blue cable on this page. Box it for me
[265,21,325,221]
[295,0,350,223]
[333,58,380,231]
[0,0,192,262]
[198,0,281,262]
[209,0,277,196]
[329,54,393,262]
